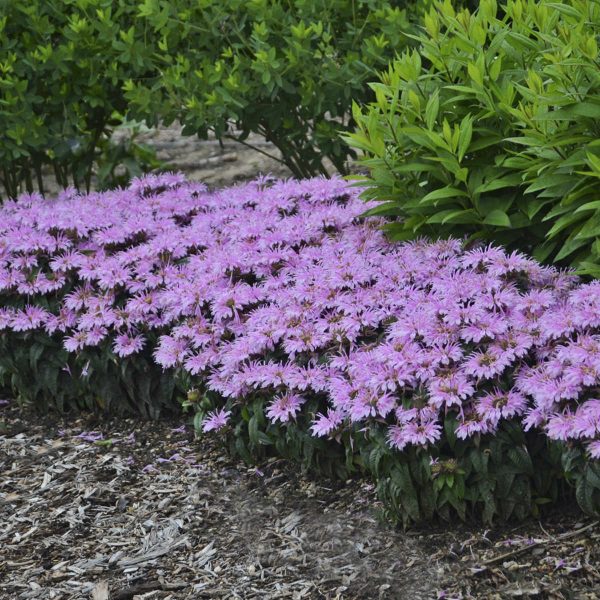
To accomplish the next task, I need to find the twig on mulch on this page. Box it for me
[482,520,599,566]
[111,580,187,599]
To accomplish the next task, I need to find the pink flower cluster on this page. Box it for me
[1,173,600,457]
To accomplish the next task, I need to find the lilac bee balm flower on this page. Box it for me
[587,440,600,459]
[266,393,305,423]
[113,333,146,357]
[202,409,231,433]
[311,409,344,437]
[4,172,600,459]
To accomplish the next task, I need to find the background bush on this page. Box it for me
[0,0,415,200]
[346,0,600,274]
[127,0,413,178]
[0,0,158,200]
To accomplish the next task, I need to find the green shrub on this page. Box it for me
[346,0,600,274]
[0,0,159,200]
[0,0,429,197]
[126,0,414,178]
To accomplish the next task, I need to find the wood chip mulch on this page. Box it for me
[1,400,599,600]
[431,513,600,599]
[0,402,439,600]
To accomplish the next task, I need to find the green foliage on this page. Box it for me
[125,0,414,178]
[346,0,600,272]
[0,0,158,200]
[372,420,571,526]
[194,399,594,525]
[0,331,180,418]
[0,0,426,196]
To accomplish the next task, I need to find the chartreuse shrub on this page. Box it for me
[346,0,600,274]
[1,174,600,523]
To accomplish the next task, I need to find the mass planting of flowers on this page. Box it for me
[1,173,600,464]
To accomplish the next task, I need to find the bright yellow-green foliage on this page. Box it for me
[346,0,600,274]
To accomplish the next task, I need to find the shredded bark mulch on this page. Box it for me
[1,401,599,599]
[0,402,438,600]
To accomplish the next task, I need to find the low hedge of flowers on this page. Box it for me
[1,173,599,523]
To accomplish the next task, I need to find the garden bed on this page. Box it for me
[4,1,600,596]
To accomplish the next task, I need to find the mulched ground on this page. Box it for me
[2,401,599,600]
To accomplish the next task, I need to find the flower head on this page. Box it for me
[202,409,231,433]
[266,393,305,423]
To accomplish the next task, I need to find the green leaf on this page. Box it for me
[241,406,250,421]
[574,212,600,240]
[575,201,600,213]
[248,414,259,446]
[546,211,588,238]
[475,175,522,195]
[483,209,511,227]
[391,465,420,522]
[257,431,272,445]
[467,62,483,86]
[545,2,583,18]
[556,238,588,262]
[419,186,469,206]
[534,102,600,121]
[369,445,386,477]
[391,162,438,174]
[576,471,599,515]
[586,152,600,174]
[426,208,480,224]
[444,414,458,450]
[425,89,439,130]
[361,202,403,217]
[29,343,44,370]
[468,135,503,152]
[508,446,534,475]
[457,114,473,162]
[524,174,577,194]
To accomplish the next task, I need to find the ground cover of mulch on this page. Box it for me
[1,401,599,600]
[0,401,439,600]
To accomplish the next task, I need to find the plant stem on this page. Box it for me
[34,159,45,197]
